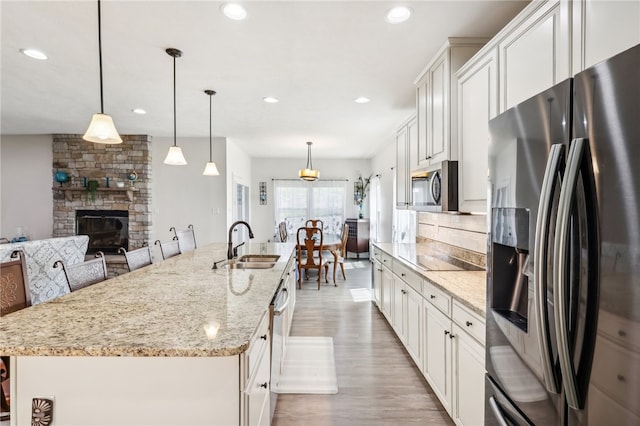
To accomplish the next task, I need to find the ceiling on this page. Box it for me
[1,0,528,160]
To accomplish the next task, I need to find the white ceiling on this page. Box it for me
[1,0,528,159]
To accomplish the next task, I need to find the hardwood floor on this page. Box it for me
[272,258,453,426]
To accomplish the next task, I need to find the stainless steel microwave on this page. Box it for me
[411,160,458,212]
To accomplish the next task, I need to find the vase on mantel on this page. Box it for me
[358,203,364,219]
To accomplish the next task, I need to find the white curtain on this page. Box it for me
[273,180,347,240]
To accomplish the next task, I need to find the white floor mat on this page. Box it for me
[275,336,338,394]
[350,287,373,302]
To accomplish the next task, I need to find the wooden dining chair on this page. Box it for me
[118,245,153,272]
[278,221,288,242]
[305,219,324,232]
[154,239,181,260]
[54,251,108,292]
[326,223,349,284]
[171,224,197,253]
[296,226,328,290]
[0,250,31,316]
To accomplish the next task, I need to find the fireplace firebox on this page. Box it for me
[76,210,129,254]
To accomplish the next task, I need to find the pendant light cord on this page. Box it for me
[97,0,104,114]
[173,54,177,148]
[209,94,213,161]
[307,142,313,169]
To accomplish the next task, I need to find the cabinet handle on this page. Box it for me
[449,334,455,339]
[401,289,407,294]
[444,330,450,335]
[377,268,383,272]
[430,294,436,299]
[426,156,432,160]
[383,259,387,262]
[401,273,406,277]
[466,321,473,327]
[260,382,268,389]
[260,334,268,341]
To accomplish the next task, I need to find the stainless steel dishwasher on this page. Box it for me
[269,278,290,420]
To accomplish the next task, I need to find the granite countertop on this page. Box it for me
[374,242,486,316]
[0,242,295,357]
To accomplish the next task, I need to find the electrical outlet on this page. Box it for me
[32,396,54,426]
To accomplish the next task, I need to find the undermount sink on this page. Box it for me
[238,255,280,263]
[224,261,276,269]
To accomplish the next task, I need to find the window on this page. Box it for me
[274,180,347,239]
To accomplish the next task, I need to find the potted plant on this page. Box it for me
[355,174,372,219]
[86,179,99,202]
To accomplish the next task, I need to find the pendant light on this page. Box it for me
[83,0,122,144]
[298,141,319,181]
[163,48,187,165]
[203,90,220,176]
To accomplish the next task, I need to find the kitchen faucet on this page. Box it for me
[227,220,255,260]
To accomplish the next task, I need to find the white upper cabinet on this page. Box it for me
[456,48,498,213]
[413,38,487,171]
[571,0,640,72]
[498,0,570,112]
[396,114,416,208]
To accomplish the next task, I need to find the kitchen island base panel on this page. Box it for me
[14,356,239,426]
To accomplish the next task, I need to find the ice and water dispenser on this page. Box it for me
[490,208,530,332]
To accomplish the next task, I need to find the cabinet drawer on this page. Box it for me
[246,310,270,380]
[392,260,422,293]
[372,247,383,261]
[591,336,640,416]
[422,280,451,316]
[380,252,393,268]
[452,300,485,345]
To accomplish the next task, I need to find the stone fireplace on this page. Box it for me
[52,134,152,275]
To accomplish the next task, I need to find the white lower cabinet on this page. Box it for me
[380,263,393,322]
[372,258,382,306]
[390,263,424,370]
[405,285,423,369]
[372,246,486,426]
[423,295,487,425]
[242,310,271,426]
[424,299,454,414]
[392,276,406,340]
[451,301,486,426]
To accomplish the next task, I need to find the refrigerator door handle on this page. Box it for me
[553,138,586,409]
[533,143,564,394]
[488,397,510,426]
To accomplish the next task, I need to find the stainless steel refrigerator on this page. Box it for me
[485,43,640,425]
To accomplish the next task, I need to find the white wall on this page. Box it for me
[371,139,396,243]
[0,135,53,240]
[151,136,228,246]
[250,157,371,242]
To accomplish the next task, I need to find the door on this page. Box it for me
[425,302,452,414]
[233,181,250,242]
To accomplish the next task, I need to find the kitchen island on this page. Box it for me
[0,242,295,426]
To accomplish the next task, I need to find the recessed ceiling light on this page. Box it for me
[132,108,147,115]
[385,6,412,24]
[19,48,48,60]
[263,97,279,104]
[221,3,247,20]
[355,97,371,104]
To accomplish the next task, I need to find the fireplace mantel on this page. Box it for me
[53,186,139,202]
